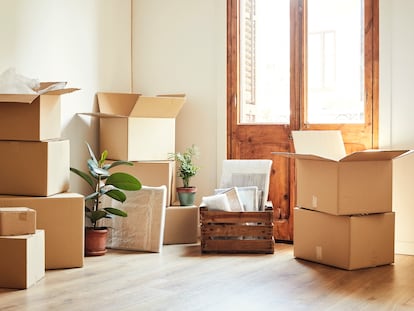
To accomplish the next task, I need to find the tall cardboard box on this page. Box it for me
[0,230,45,289]
[0,82,78,141]
[294,208,395,270]
[273,130,410,215]
[81,92,185,161]
[0,193,84,269]
[107,160,176,206]
[0,207,36,236]
[0,139,70,196]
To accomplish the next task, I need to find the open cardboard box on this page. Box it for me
[0,82,79,141]
[272,130,412,215]
[81,92,185,161]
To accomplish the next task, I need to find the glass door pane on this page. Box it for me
[307,0,364,124]
[239,0,290,124]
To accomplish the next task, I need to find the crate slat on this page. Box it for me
[200,206,275,254]
[201,224,273,238]
[201,239,275,254]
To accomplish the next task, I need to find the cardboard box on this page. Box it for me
[294,208,395,270]
[164,206,199,244]
[81,92,185,161]
[0,139,70,196]
[0,207,36,236]
[0,82,78,141]
[273,130,410,215]
[107,160,176,206]
[0,193,84,269]
[0,230,45,289]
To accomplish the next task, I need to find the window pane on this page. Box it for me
[307,0,364,124]
[239,0,290,124]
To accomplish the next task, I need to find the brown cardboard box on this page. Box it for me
[0,193,84,269]
[273,130,410,215]
[0,82,78,141]
[294,208,395,270]
[0,207,36,236]
[163,206,199,244]
[107,160,176,206]
[0,230,45,289]
[0,139,70,196]
[81,92,185,161]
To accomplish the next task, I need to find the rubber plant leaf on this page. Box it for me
[106,172,141,191]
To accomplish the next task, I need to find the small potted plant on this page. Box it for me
[70,142,141,256]
[169,144,200,206]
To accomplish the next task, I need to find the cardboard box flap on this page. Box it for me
[95,92,185,118]
[271,151,336,162]
[97,92,141,116]
[0,82,79,104]
[129,95,185,118]
[340,149,411,162]
[292,130,346,161]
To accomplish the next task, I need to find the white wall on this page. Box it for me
[0,0,132,195]
[132,0,227,204]
[380,0,414,255]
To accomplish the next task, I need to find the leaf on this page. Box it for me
[104,207,128,217]
[87,159,109,178]
[88,210,107,224]
[70,167,94,189]
[106,172,141,191]
[86,142,98,165]
[85,192,99,201]
[105,189,127,202]
[99,150,108,167]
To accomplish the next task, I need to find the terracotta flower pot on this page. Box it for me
[84,228,108,256]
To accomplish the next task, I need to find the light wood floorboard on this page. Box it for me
[1,243,414,311]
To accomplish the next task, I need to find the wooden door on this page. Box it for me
[227,0,378,242]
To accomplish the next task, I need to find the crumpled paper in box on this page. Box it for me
[0,68,40,94]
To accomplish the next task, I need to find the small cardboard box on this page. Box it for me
[294,208,395,270]
[0,139,70,196]
[272,130,410,215]
[107,160,176,206]
[0,193,84,270]
[0,82,78,141]
[81,92,185,161]
[0,207,36,236]
[0,230,45,289]
[163,206,199,244]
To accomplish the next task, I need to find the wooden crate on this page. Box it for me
[200,206,274,254]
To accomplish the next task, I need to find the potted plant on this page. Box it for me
[169,144,200,206]
[70,142,141,256]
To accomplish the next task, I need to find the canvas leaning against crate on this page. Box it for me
[199,160,274,254]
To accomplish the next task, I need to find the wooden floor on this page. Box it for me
[1,243,414,311]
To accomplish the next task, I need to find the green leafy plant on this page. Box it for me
[70,142,142,229]
[169,144,200,188]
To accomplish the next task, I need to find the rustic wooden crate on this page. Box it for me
[200,206,274,254]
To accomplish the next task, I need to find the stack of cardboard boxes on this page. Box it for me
[0,207,44,289]
[86,92,198,248]
[0,83,84,289]
[275,131,411,270]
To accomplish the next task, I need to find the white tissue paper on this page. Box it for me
[0,68,40,94]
